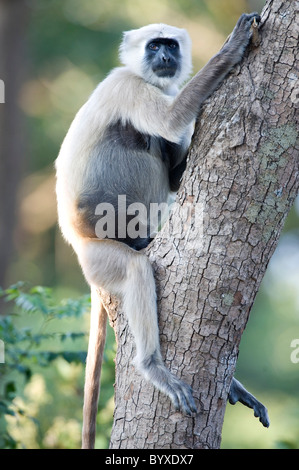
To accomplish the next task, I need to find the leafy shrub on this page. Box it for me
[0,282,91,448]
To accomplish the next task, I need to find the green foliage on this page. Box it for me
[0,282,90,449]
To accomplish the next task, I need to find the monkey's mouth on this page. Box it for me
[153,67,176,78]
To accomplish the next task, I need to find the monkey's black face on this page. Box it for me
[145,38,181,78]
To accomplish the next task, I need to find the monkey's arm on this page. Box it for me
[228,378,270,428]
[168,13,260,135]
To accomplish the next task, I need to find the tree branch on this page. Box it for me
[108,0,298,449]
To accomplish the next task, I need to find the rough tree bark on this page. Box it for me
[104,0,298,449]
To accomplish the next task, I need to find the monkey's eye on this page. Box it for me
[168,42,178,49]
[148,43,160,51]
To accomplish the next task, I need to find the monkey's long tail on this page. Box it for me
[82,287,107,449]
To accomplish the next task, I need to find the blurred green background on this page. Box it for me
[0,0,298,449]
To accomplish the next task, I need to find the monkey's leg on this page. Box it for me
[122,251,197,415]
[78,239,197,416]
[82,287,107,449]
[228,377,270,428]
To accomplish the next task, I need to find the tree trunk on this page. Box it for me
[0,0,29,292]
[107,0,299,449]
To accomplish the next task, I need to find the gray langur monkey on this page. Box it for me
[55,14,269,449]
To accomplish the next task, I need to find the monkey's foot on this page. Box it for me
[165,374,197,416]
[228,378,270,428]
[140,353,197,416]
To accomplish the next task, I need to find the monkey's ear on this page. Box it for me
[119,29,144,68]
[119,30,134,65]
[120,30,131,46]
[120,29,138,50]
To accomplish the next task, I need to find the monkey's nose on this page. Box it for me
[162,55,170,63]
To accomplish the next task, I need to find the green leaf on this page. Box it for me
[5,382,17,400]
[15,292,46,314]
[62,351,86,364]
[61,332,85,342]
[54,295,90,318]
[0,401,15,417]
[15,364,32,381]
[1,432,17,449]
